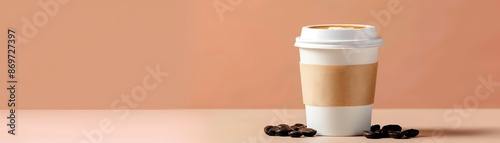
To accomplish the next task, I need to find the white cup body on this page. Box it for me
[295,24,383,136]
[300,47,378,136]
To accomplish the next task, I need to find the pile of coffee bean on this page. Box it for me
[363,124,419,139]
[264,123,317,138]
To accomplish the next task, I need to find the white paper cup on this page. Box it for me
[294,24,383,136]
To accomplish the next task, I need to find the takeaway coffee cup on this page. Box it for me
[294,24,383,136]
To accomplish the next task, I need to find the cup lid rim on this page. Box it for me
[295,24,383,49]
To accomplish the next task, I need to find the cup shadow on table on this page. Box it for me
[417,128,499,138]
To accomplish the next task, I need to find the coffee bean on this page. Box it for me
[274,125,291,136]
[275,129,289,136]
[402,129,419,138]
[277,124,289,128]
[299,128,317,137]
[274,124,292,136]
[292,123,306,128]
[374,129,389,138]
[264,123,317,138]
[264,125,274,132]
[276,128,291,136]
[370,124,380,132]
[289,131,303,138]
[277,124,292,131]
[362,130,380,139]
[265,126,278,136]
[388,131,404,139]
[382,124,402,132]
[363,124,419,140]
[291,123,306,131]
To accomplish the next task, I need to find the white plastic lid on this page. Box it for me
[295,24,383,49]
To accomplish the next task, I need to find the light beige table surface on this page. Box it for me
[1,109,499,143]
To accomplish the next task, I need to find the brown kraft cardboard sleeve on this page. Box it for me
[300,63,378,106]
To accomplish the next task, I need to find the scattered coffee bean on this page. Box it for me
[362,130,380,139]
[264,125,276,136]
[264,125,273,132]
[264,123,317,138]
[402,129,419,137]
[364,124,419,139]
[289,131,303,138]
[291,123,306,131]
[299,128,317,137]
[370,124,380,132]
[362,130,372,136]
[277,124,292,131]
[277,124,289,127]
[274,124,292,136]
[276,128,291,136]
[388,131,404,139]
[374,129,389,138]
[292,123,306,128]
[382,124,402,132]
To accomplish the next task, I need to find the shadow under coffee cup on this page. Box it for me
[294,24,383,136]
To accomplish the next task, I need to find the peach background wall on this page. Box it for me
[1,0,499,109]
